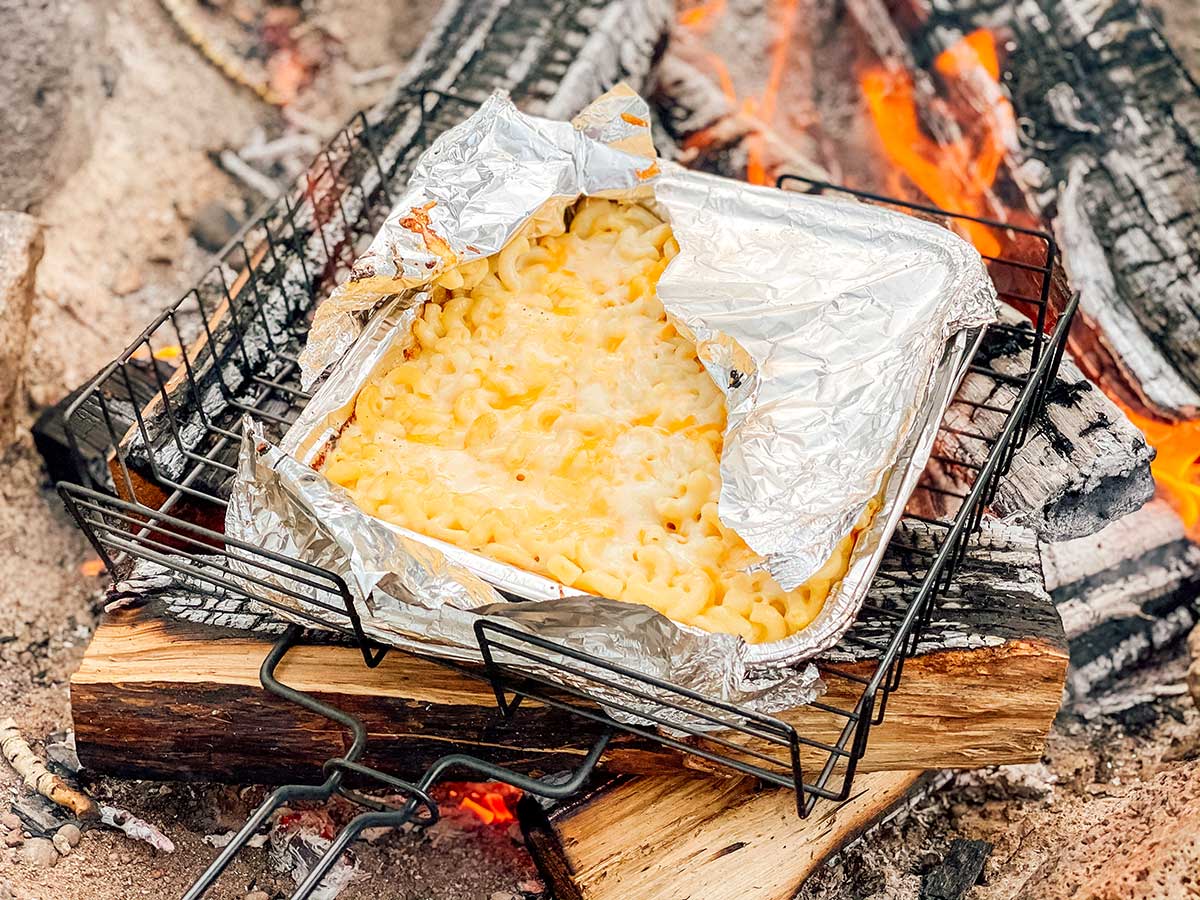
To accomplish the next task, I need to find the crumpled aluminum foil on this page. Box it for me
[226,86,997,720]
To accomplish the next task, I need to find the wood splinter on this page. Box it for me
[0,718,97,821]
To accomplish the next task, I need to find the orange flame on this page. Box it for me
[860,28,1200,539]
[941,29,1000,80]
[1115,404,1200,539]
[860,29,1013,256]
[747,0,801,184]
[459,792,515,825]
[678,0,803,184]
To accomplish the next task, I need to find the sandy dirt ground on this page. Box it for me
[0,1,1198,899]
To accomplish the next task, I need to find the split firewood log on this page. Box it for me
[70,519,1066,784]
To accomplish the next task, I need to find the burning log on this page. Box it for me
[919,307,1154,541]
[69,520,1066,783]
[974,0,1200,419]
[843,0,1200,418]
[847,0,1200,536]
[519,770,923,900]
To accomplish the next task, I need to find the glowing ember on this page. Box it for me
[442,782,519,825]
[130,343,182,363]
[459,792,514,826]
[1115,404,1200,540]
[152,344,183,361]
[860,29,1015,256]
[79,557,107,577]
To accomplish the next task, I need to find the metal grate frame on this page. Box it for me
[54,92,1077,899]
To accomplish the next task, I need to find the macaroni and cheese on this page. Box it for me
[322,198,867,643]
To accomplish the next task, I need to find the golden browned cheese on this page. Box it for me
[322,198,867,643]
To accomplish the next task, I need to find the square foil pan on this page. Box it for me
[279,306,983,670]
[224,89,998,720]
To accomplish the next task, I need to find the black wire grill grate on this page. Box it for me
[55,91,1077,899]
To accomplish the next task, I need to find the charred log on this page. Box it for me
[916,308,1153,541]
[1043,498,1200,697]
[903,0,1200,418]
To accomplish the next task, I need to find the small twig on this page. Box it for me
[219,149,282,199]
[0,718,97,820]
[240,133,321,165]
[349,64,399,87]
[99,806,175,852]
[158,0,286,106]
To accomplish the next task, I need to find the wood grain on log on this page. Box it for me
[70,519,1066,783]
[520,770,922,900]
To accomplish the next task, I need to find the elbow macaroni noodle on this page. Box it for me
[322,199,871,643]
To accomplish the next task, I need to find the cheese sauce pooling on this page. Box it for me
[322,198,861,643]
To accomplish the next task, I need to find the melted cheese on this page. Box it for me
[322,198,868,643]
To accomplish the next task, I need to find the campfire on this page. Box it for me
[5,0,1199,899]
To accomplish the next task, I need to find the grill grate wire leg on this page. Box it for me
[184,625,613,900]
[182,624,359,900]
